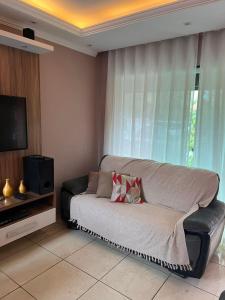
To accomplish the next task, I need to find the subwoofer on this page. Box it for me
[23,155,54,194]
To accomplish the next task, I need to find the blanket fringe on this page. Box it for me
[69,219,192,272]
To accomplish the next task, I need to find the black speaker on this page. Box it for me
[23,28,35,40]
[23,155,54,195]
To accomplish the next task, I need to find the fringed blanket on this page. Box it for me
[70,156,219,271]
[70,194,191,270]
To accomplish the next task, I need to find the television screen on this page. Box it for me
[0,95,28,152]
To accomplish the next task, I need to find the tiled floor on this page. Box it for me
[0,219,224,300]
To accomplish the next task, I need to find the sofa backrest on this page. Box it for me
[100,155,219,213]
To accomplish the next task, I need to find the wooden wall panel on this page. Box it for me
[0,44,41,191]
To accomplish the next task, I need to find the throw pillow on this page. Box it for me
[96,171,113,198]
[86,171,99,194]
[111,172,143,204]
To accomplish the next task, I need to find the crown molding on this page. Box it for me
[0,0,82,36]
[35,30,97,57]
[0,16,20,32]
[0,16,97,57]
[0,0,218,37]
[82,0,219,35]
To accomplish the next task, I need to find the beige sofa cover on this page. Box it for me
[70,155,219,270]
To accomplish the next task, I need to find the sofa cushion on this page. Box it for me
[96,171,113,198]
[111,172,143,204]
[100,155,219,213]
[86,172,99,194]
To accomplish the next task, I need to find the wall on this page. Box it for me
[95,52,108,161]
[39,44,98,201]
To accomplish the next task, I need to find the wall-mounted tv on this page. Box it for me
[0,95,28,152]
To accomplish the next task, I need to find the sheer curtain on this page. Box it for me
[104,35,198,165]
[193,30,225,201]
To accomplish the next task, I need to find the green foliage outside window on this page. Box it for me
[187,90,198,167]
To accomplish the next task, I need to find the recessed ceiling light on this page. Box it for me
[184,22,191,26]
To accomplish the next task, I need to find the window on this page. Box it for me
[187,67,200,166]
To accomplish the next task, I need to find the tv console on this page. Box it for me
[0,192,56,247]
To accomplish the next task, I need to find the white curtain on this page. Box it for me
[104,35,198,166]
[193,30,225,201]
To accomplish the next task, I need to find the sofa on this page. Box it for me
[220,291,225,300]
[61,155,225,278]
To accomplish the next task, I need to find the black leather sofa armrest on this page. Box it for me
[62,175,88,195]
[183,200,225,234]
[61,175,88,221]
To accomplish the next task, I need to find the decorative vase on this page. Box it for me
[2,179,13,198]
[19,180,26,194]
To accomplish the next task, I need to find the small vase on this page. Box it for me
[19,180,26,194]
[3,179,13,198]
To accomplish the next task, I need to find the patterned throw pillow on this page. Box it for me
[111,172,143,204]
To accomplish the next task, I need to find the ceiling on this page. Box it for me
[0,0,225,57]
[20,0,178,29]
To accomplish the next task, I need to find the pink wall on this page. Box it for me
[40,44,98,202]
[95,52,108,161]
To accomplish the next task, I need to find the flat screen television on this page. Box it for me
[0,95,28,152]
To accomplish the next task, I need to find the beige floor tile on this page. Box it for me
[185,262,225,296]
[1,288,35,300]
[80,282,129,300]
[0,272,18,298]
[23,261,96,300]
[154,276,217,300]
[39,229,93,258]
[42,221,67,234]
[129,253,171,275]
[27,222,67,243]
[66,240,126,279]
[26,229,52,243]
[102,256,168,300]
[0,238,34,261]
[0,244,60,285]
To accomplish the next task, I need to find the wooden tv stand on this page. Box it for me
[0,192,56,247]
